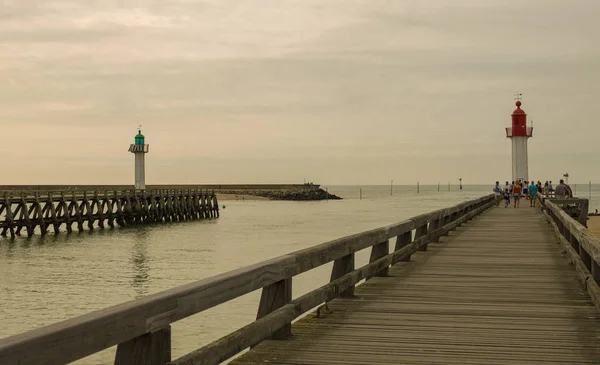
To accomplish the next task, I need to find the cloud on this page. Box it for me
[1,0,599,184]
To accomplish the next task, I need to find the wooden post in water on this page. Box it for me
[390,180,393,196]
[360,188,362,200]
[417,182,420,194]
[438,182,440,191]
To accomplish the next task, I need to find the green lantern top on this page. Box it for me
[135,129,145,145]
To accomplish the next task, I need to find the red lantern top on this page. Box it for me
[506,100,533,137]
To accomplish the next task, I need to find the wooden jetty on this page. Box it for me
[0,189,219,237]
[1,194,600,365]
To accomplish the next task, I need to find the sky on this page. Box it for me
[1,0,599,185]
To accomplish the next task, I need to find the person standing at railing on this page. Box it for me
[555,179,569,199]
[528,180,538,207]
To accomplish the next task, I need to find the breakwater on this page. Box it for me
[0,189,218,238]
[217,188,341,201]
[0,184,342,201]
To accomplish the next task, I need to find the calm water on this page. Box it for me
[1,184,597,364]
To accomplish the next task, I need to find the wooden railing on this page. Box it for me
[0,194,494,365]
[541,198,600,310]
[538,196,589,227]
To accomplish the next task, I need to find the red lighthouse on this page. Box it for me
[505,99,533,181]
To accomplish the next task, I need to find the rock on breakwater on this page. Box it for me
[216,188,341,201]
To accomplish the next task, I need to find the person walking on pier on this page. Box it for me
[503,181,511,208]
[522,181,529,200]
[512,181,522,208]
[493,181,502,206]
[528,180,538,207]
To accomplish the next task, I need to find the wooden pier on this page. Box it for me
[1,194,600,365]
[0,189,219,237]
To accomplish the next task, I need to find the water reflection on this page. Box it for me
[130,228,151,299]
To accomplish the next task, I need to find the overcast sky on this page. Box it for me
[1,0,599,185]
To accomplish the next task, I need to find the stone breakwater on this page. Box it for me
[217,188,342,201]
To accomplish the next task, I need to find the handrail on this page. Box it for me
[540,198,600,310]
[0,194,494,365]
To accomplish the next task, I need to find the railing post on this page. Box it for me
[431,213,442,242]
[393,231,413,262]
[415,222,428,251]
[441,213,451,236]
[114,326,171,365]
[331,253,355,297]
[368,240,389,278]
[256,278,292,340]
[592,261,600,286]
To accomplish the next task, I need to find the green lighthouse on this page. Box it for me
[128,127,149,190]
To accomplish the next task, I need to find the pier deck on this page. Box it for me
[231,206,600,364]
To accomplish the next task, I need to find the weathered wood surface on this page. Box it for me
[230,206,600,364]
[0,189,219,237]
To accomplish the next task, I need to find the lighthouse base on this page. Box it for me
[510,136,529,182]
[135,153,146,191]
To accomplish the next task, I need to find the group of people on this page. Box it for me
[493,179,573,208]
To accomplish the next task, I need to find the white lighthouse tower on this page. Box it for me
[505,96,533,182]
[128,127,149,191]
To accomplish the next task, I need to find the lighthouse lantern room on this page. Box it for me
[505,98,533,182]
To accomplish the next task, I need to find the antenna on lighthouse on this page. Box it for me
[514,93,523,101]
